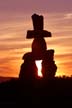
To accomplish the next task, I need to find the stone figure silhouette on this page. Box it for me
[19,13,57,80]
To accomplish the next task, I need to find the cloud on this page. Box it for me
[64,13,72,19]
[56,53,72,59]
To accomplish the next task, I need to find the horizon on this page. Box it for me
[0,0,72,78]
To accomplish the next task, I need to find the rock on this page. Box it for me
[19,53,38,80]
[19,13,57,80]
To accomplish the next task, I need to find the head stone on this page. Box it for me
[32,14,43,30]
[26,13,52,39]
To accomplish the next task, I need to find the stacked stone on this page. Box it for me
[19,14,57,80]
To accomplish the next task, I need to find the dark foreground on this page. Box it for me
[0,77,72,106]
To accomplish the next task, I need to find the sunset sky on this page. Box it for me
[0,0,72,77]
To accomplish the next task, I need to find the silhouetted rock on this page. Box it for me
[19,53,38,80]
[42,49,57,78]
[32,38,47,60]
[26,14,51,39]
[27,30,51,38]
[42,61,57,78]
[19,13,57,80]
[32,13,43,30]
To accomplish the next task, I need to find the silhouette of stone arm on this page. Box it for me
[26,14,52,39]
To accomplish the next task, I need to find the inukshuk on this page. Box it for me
[19,14,57,80]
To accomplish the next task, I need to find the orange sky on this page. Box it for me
[0,12,72,77]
